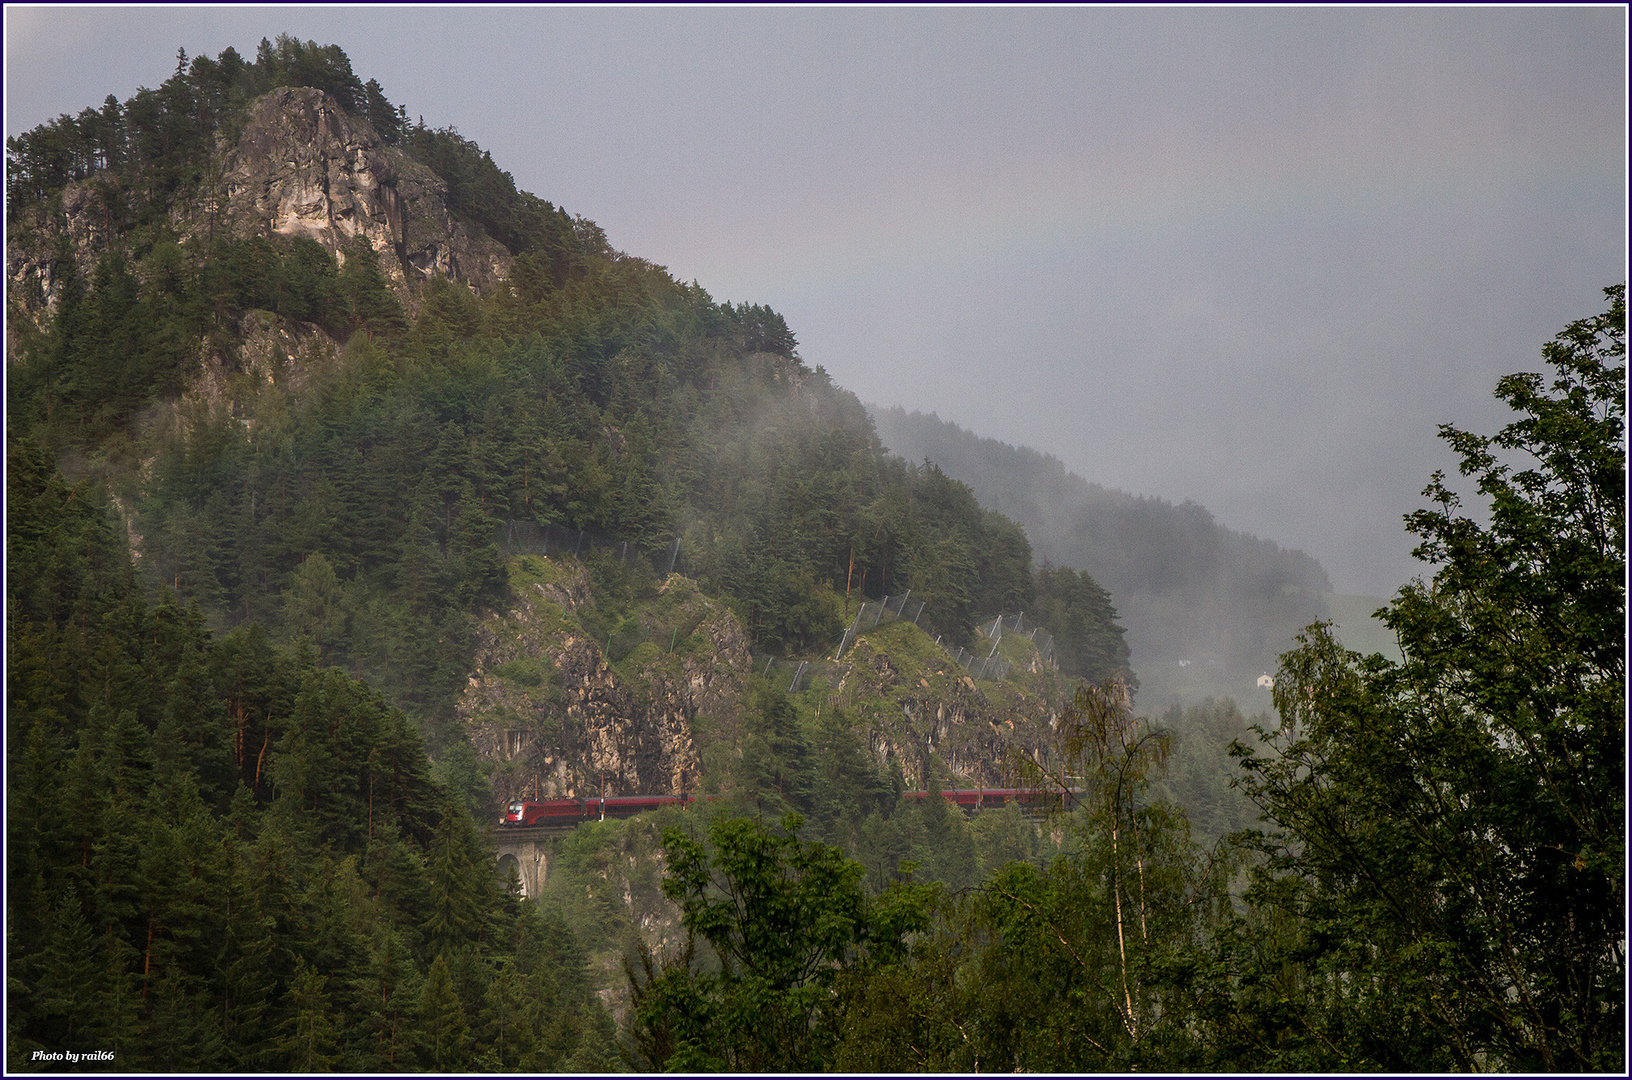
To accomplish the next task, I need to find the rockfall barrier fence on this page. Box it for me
[494,519,683,579]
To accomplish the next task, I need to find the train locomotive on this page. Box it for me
[502,794,695,826]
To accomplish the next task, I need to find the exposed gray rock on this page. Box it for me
[197,86,511,297]
[828,627,1066,791]
[459,563,746,804]
[5,179,127,340]
[6,85,512,351]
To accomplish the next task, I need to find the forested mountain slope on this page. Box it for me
[5,38,1125,1068]
[5,38,1100,729]
[871,405,1332,706]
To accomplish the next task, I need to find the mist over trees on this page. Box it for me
[631,285,1627,1073]
[871,405,1332,702]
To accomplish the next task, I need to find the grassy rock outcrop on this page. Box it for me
[459,554,750,807]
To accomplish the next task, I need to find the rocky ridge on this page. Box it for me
[828,619,1068,790]
[7,86,509,337]
[205,87,511,296]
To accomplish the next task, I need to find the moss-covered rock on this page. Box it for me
[459,555,750,813]
[824,615,1073,790]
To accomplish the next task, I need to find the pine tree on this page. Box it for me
[277,958,339,1072]
[415,952,471,1071]
[356,926,417,1070]
[30,886,102,1052]
[421,795,491,957]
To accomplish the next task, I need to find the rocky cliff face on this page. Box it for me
[6,179,122,337]
[830,620,1067,790]
[201,87,511,296]
[6,86,510,335]
[458,559,749,803]
[459,553,1071,805]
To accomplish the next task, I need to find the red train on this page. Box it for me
[503,794,694,826]
[501,787,1075,826]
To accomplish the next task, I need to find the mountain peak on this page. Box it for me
[212,85,511,296]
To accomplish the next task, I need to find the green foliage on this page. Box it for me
[8,248,199,445]
[626,813,934,1072]
[536,813,675,962]
[802,701,898,846]
[5,434,613,1072]
[734,680,818,815]
[492,656,549,687]
[401,122,586,263]
[839,860,1131,1071]
[968,800,1048,880]
[1221,284,1626,1071]
[278,958,340,1072]
[836,679,1217,1072]
[1147,698,1262,850]
[413,953,471,1071]
[1033,561,1131,681]
[721,301,799,357]
[1012,680,1199,1053]
[9,232,405,454]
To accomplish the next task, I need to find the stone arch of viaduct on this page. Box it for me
[492,829,555,899]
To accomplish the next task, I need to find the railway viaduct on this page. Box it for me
[489,788,1072,898]
[492,824,576,898]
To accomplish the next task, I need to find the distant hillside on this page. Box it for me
[871,407,1334,708]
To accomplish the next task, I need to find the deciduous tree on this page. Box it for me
[1229,284,1625,1071]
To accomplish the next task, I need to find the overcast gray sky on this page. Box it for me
[6,5,1626,596]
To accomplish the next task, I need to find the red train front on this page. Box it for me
[503,798,589,826]
[502,794,693,826]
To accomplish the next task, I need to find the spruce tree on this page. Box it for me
[414,952,470,1071]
